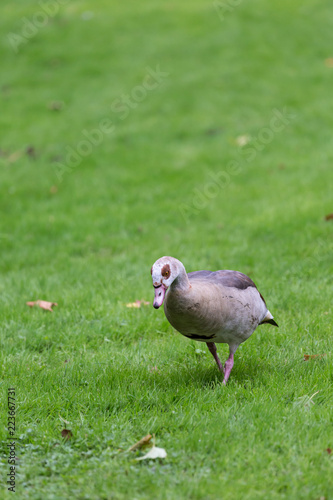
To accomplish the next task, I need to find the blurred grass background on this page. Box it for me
[0,0,332,498]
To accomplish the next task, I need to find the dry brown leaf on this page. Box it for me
[48,100,64,111]
[129,434,152,452]
[26,300,58,312]
[126,300,150,308]
[304,354,327,361]
[325,213,333,221]
[25,146,36,158]
[61,429,72,440]
[325,58,333,68]
[50,185,58,194]
[326,448,332,454]
[8,151,23,163]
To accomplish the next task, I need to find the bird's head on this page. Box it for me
[151,256,183,309]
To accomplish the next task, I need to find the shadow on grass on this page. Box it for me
[132,354,281,391]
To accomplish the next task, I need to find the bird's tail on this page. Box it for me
[260,310,279,327]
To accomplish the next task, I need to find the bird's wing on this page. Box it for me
[188,270,256,290]
[188,269,269,308]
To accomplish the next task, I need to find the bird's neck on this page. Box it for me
[171,263,190,292]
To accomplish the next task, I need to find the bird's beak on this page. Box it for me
[153,284,167,309]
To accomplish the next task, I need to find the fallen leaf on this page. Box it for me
[325,58,333,67]
[126,300,150,308]
[235,134,250,147]
[61,429,72,440]
[25,146,36,158]
[325,213,333,221]
[326,448,332,454]
[129,434,152,452]
[136,445,167,461]
[48,100,64,111]
[8,151,23,163]
[26,300,58,312]
[50,185,58,194]
[304,354,326,361]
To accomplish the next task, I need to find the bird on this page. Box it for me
[151,256,278,384]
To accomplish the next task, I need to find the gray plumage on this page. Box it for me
[187,269,257,290]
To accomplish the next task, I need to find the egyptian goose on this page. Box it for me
[151,256,278,384]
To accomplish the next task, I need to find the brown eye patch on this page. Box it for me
[161,264,171,278]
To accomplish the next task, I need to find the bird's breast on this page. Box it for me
[164,283,226,336]
[163,282,263,343]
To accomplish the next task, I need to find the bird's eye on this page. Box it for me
[161,264,171,278]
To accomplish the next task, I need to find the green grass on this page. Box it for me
[1,0,333,498]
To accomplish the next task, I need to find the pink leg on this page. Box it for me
[206,342,224,374]
[222,345,238,385]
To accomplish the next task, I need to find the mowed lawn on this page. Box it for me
[0,0,333,498]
